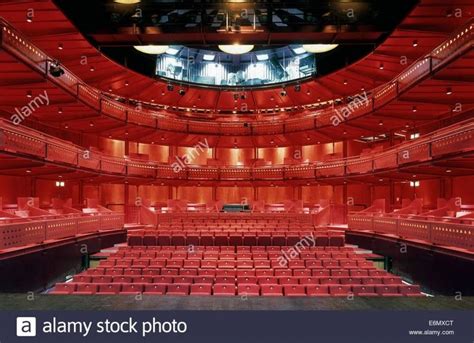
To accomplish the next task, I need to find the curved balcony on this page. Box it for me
[0,117,473,184]
[0,19,473,137]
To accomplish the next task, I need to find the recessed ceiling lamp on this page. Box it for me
[218,44,254,55]
[114,0,141,4]
[134,45,169,55]
[302,44,338,53]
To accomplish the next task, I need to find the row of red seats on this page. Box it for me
[84,267,388,277]
[72,275,404,286]
[111,252,359,259]
[144,227,318,232]
[164,219,311,223]
[127,233,344,247]
[116,246,355,252]
[157,223,316,230]
[97,259,373,269]
[52,282,421,296]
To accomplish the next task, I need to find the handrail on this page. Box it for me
[0,212,125,250]
[348,213,474,251]
[0,116,473,182]
[0,18,472,137]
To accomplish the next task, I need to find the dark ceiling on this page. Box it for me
[54,0,418,81]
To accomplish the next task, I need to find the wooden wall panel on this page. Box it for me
[216,187,254,203]
[216,148,254,165]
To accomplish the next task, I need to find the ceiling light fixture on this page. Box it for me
[114,0,141,4]
[133,45,169,55]
[302,44,338,53]
[49,61,65,78]
[218,44,254,55]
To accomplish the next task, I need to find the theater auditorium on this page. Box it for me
[0,0,473,306]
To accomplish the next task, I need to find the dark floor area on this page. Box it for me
[0,294,473,311]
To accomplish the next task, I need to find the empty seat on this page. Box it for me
[376,285,402,297]
[51,283,76,295]
[213,284,236,296]
[121,284,144,295]
[75,284,98,295]
[306,285,330,297]
[329,285,352,296]
[143,284,166,295]
[260,285,283,296]
[352,285,377,296]
[97,284,121,295]
[190,284,212,296]
[166,284,190,296]
[399,285,422,296]
[284,285,306,296]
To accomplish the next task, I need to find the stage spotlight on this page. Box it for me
[294,84,301,92]
[167,83,174,92]
[233,93,239,101]
[280,88,287,97]
[49,61,65,78]
[179,88,186,96]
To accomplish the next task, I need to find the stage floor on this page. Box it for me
[1,294,473,311]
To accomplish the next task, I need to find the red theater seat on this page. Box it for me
[238,284,260,296]
[121,284,144,295]
[97,284,121,295]
[51,283,76,295]
[399,285,422,296]
[73,275,92,283]
[75,284,98,295]
[260,285,283,296]
[352,285,378,297]
[143,284,166,295]
[284,285,306,296]
[166,284,190,296]
[376,285,402,297]
[329,285,352,296]
[190,284,212,295]
[143,235,157,246]
[306,285,330,297]
[213,284,236,296]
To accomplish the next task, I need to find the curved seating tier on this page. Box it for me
[348,199,474,252]
[0,18,472,137]
[1,117,473,182]
[51,246,422,296]
[0,198,124,250]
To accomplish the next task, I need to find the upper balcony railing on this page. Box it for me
[0,117,473,182]
[0,18,472,136]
